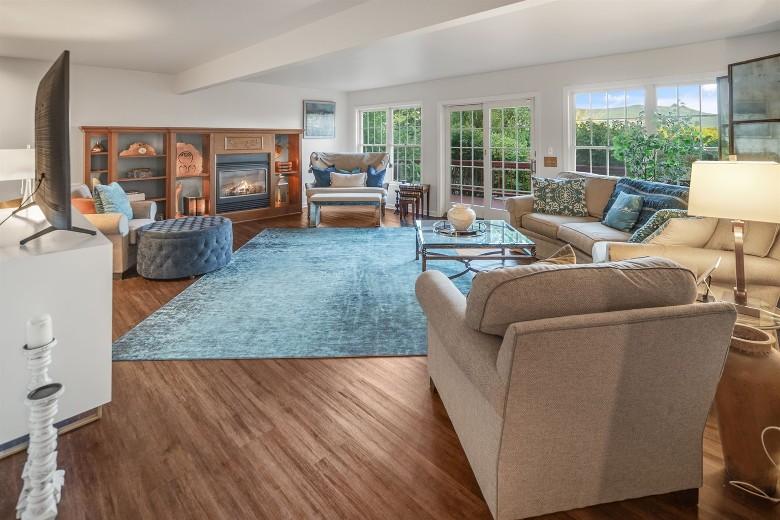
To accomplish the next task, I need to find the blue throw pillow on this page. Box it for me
[366,165,386,188]
[94,182,133,220]
[603,191,643,232]
[602,178,689,231]
[311,165,336,187]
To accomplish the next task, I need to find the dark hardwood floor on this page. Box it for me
[0,207,774,519]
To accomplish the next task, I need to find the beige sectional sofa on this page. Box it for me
[416,257,737,519]
[506,171,780,305]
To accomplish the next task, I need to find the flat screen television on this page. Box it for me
[16,50,94,245]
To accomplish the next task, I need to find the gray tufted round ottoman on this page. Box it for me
[136,216,233,279]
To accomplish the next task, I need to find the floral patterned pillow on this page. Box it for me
[628,209,690,243]
[531,178,588,217]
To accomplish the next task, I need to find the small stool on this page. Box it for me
[136,216,233,279]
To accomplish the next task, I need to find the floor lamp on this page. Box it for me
[688,160,780,317]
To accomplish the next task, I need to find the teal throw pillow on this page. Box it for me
[603,191,643,232]
[366,165,386,188]
[629,209,690,243]
[94,182,133,220]
[531,177,588,216]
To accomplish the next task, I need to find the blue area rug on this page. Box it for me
[113,227,473,360]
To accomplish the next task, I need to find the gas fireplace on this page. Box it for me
[216,160,270,213]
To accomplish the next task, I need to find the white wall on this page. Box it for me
[346,31,780,216]
[0,57,348,202]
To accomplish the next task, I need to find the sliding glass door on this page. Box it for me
[447,99,535,219]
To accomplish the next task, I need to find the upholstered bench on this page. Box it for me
[136,216,233,279]
[308,193,382,227]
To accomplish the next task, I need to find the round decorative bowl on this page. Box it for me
[447,203,476,231]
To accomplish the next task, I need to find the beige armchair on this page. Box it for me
[70,183,156,278]
[416,257,736,519]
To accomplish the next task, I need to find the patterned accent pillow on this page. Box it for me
[602,178,688,231]
[94,182,133,220]
[602,191,643,232]
[71,197,97,215]
[531,177,588,216]
[92,187,105,213]
[311,165,336,187]
[366,165,386,188]
[538,244,577,265]
[629,209,689,243]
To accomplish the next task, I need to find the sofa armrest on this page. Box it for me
[505,195,534,229]
[130,200,157,220]
[416,270,505,405]
[83,212,129,237]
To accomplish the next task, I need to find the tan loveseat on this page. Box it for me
[305,152,390,215]
[506,171,780,305]
[70,183,156,278]
[416,257,737,520]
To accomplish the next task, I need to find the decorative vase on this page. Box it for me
[714,323,780,497]
[447,203,476,231]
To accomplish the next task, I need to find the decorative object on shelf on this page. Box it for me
[90,142,104,153]
[16,314,66,520]
[119,142,156,156]
[689,160,780,317]
[447,203,477,231]
[274,144,289,158]
[126,167,153,179]
[175,181,183,217]
[714,323,780,497]
[303,100,335,139]
[275,161,293,173]
[176,142,203,176]
[124,191,145,202]
[184,196,206,216]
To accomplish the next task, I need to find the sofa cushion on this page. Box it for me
[331,171,366,187]
[557,222,631,255]
[94,182,133,220]
[531,177,588,216]
[603,192,643,232]
[465,257,697,336]
[311,165,336,187]
[521,213,597,240]
[603,178,689,230]
[645,216,719,247]
[705,218,780,258]
[71,197,97,215]
[366,165,386,188]
[557,171,618,218]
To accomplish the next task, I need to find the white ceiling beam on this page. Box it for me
[174,0,523,94]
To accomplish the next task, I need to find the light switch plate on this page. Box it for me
[543,156,558,167]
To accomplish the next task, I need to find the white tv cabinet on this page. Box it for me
[0,205,112,455]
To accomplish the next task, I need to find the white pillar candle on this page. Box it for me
[26,314,53,349]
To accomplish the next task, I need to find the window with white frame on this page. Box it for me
[358,105,422,182]
[571,81,718,175]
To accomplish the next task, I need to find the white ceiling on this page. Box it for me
[1,0,778,93]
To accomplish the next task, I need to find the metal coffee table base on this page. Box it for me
[418,247,534,279]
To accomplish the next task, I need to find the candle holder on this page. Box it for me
[16,314,66,520]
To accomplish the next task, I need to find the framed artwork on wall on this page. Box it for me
[303,100,336,139]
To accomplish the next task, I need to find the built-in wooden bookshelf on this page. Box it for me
[81,127,303,221]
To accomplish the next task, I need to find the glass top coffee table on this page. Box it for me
[415,220,536,278]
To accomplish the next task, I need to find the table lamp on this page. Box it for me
[688,160,780,317]
[0,147,35,202]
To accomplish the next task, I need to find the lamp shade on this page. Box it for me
[0,148,35,181]
[688,161,780,224]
